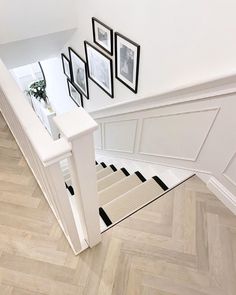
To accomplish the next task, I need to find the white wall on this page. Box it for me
[1,29,76,69]
[2,0,236,112]
[93,86,236,213]
[60,0,236,112]
[0,0,77,44]
[41,58,76,115]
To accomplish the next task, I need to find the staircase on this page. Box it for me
[0,57,198,253]
[97,161,169,226]
[64,159,179,232]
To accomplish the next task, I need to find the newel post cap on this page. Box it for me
[54,108,98,141]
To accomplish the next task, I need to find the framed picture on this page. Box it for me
[115,33,140,93]
[69,47,89,99]
[92,17,113,55]
[61,53,71,79]
[67,79,83,107]
[84,41,114,98]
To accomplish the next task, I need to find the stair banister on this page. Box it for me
[54,109,101,247]
[0,59,87,254]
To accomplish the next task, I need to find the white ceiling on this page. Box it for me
[0,0,77,44]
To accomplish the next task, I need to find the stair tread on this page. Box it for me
[99,173,144,206]
[102,178,165,223]
[96,166,115,180]
[97,169,127,191]
[96,163,106,172]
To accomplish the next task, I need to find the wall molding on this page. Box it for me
[223,152,236,187]
[103,119,138,154]
[137,107,220,162]
[93,76,236,209]
[91,73,236,119]
[207,177,236,215]
[94,123,102,150]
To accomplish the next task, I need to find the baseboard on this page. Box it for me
[196,172,211,183]
[207,177,236,215]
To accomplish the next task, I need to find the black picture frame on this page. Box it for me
[61,53,71,80]
[68,47,89,99]
[67,79,83,107]
[84,41,114,98]
[115,32,140,93]
[92,17,113,55]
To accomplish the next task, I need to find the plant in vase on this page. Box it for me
[26,80,49,107]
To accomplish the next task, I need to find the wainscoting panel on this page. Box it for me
[139,108,219,161]
[223,152,236,186]
[104,120,137,153]
[94,123,102,149]
[93,87,236,214]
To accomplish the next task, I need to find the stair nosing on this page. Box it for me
[100,162,107,168]
[121,167,130,176]
[110,164,117,172]
[99,207,112,226]
[134,171,146,182]
[152,175,168,191]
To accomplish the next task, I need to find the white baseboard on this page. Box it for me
[207,177,236,215]
[196,172,211,184]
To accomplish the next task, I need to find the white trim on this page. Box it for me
[134,118,143,154]
[103,119,138,154]
[101,122,105,150]
[207,177,236,215]
[94,123,102,150]
[222,152,236,187]
[90,73,236,119]
[138,107,220,162]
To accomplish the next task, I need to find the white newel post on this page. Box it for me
[54,108,101,247]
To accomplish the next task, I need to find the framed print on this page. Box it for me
[69,47,89,99]
[84,41,114,98]
[61,53,71,79]
[67,79,83,107]
[92,17,113,55]
[115,33,140,93]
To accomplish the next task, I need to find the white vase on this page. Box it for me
[40,99,46,108]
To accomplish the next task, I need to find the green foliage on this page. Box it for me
[26,80,47,102]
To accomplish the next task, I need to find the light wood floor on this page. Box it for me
[0,112,236,295]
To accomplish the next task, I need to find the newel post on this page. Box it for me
[54,108,101,247]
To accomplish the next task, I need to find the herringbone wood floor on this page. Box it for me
[0,112,236,295]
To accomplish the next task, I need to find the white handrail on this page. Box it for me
[0,60,100,254]
[0,59,71,166]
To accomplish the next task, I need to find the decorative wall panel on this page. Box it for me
[104,120,137,153]
[139,108,219,161]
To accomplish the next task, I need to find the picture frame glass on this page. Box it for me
[70,49,88,97]
[61,54,71,79]
[68,80,83,107]
[85,42,113,97]
[116,34,140,92]
[93,19,112,53]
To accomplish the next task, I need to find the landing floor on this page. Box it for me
[0,112,236,295]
